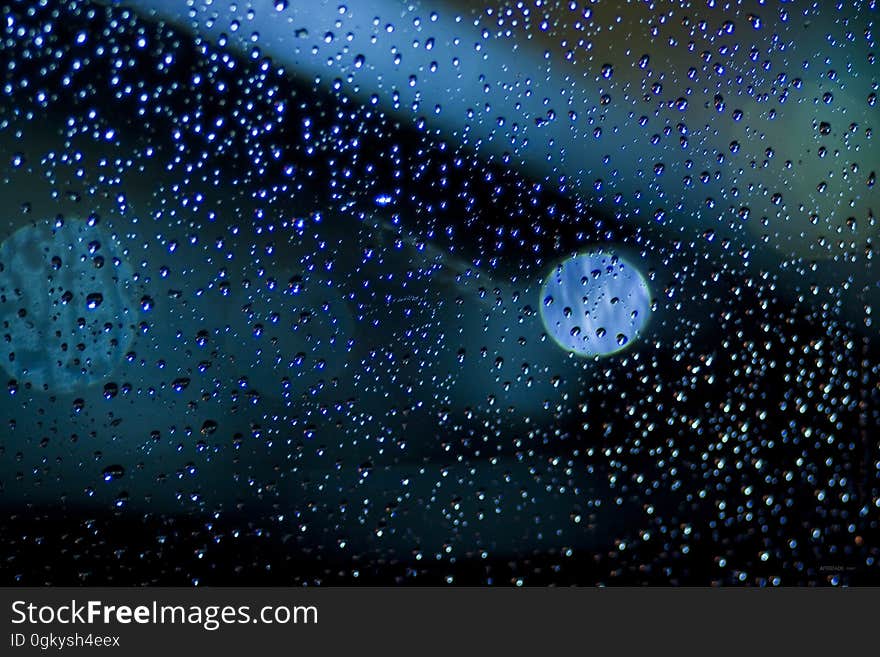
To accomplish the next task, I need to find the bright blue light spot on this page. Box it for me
[539,251,651,357]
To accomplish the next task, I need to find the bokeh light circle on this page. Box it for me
[0,218,137,391]
[539,251,651,357]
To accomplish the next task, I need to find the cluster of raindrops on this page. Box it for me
[0,0,876,587]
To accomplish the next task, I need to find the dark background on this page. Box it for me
[0,0,877,585]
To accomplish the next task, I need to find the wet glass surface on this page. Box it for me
[0,0,877,585]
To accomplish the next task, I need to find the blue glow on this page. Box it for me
[539,252,650,357]
[0,219,137,391]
